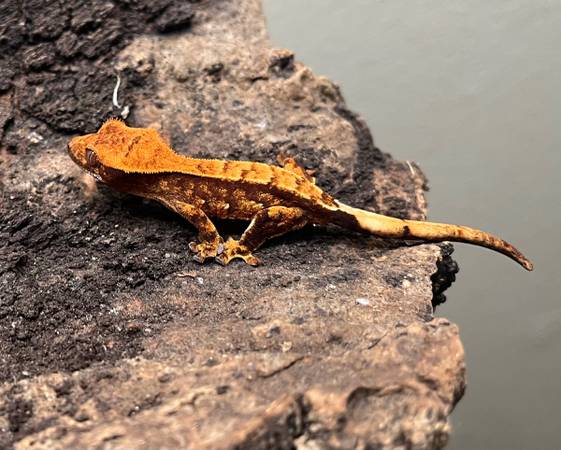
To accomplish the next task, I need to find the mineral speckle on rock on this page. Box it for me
[0,1,463,449]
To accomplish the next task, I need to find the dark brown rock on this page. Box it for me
[0,1,463,449]
[154,3,194,33]
[22,43,57,71]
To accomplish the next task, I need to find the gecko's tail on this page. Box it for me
[334,202,533,271]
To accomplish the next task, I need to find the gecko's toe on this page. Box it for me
[214,239,260,266]
[189,238,224,263]
[244,254,260,266]
[193,254,206,264]
[214,253,260,266]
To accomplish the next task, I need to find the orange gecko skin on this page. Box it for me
[67,119,533,270]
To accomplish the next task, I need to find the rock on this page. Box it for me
[0,1,463,449]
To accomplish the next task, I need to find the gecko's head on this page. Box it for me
[68,119,172,178]
[67,119,129,181]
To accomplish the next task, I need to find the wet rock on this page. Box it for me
[0,1,463,449]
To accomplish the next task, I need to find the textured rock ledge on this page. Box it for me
[0,0,463,449]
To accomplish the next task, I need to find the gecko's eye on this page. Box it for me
[86,148,99,168]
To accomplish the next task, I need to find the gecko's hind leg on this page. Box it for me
[215,206,308,266]
[276,154,316,183]
[158,199,223,263]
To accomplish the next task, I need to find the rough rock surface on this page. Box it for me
[0,0,462,449]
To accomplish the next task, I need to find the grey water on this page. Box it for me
[263,1,561,449]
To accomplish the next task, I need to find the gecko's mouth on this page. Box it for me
[80,165,102,182]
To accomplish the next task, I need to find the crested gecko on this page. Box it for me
[67,119,533,270]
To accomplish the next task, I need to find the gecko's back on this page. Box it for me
[69,119,337,211]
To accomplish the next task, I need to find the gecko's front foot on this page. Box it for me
[214,238,260,266]
[188,238,224,263]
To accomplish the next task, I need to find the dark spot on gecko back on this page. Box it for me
[403,225,411,237]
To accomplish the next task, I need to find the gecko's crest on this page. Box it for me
[101,117,127,130]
